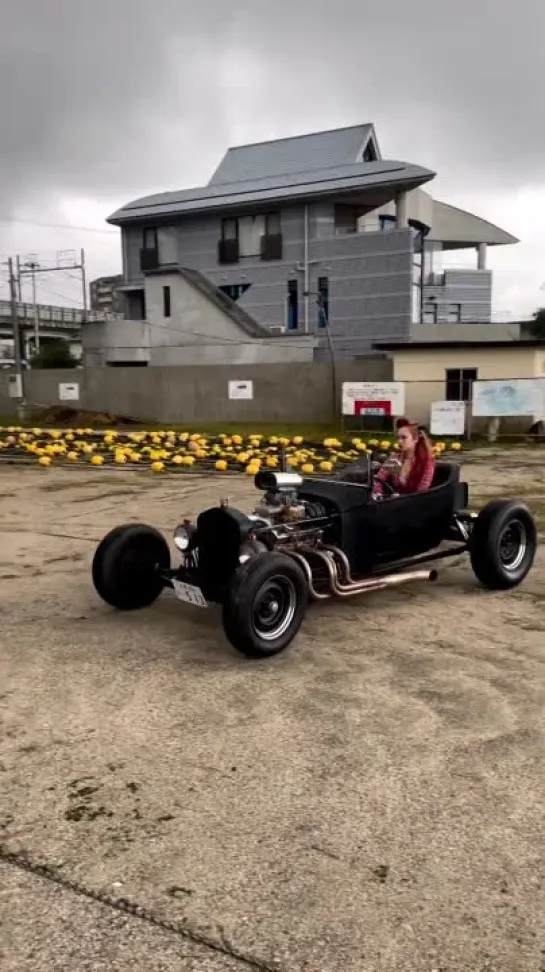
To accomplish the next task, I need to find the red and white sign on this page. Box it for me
[354,399,392,417]
[342,382,405,417]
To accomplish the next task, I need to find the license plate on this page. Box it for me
[171,579,208,608]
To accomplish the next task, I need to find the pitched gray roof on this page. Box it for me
[108,159,435,225]
[208,123,378,185]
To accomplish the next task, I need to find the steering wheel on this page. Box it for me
[370,453,400,499]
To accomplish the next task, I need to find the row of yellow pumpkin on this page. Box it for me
[0,426,462,474]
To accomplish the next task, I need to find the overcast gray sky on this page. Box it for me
[1,0,543,315]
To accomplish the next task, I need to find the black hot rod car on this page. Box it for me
[92,459,537,659]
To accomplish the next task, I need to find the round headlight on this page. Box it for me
[173,525,190,551]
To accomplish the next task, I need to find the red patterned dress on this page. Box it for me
[372,454,435,497]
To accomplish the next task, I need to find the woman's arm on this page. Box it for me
[371,464,392,496]
[414,457,435,492]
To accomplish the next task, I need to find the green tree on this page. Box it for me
[530,307,545,339]
[29,340,80,369]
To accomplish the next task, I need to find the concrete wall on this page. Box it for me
[0,357,392,425]
[411,321,521,343]
[423,269,492,322]
[83,319,150,366]
[121,205,414,356]
[83,271,316,367]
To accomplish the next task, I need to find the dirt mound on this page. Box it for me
[30,406,142,427]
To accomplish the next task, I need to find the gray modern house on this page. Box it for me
[103,123,518,364]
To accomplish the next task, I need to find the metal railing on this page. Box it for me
[0,299,106,327]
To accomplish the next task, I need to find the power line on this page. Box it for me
[83,339,319,351]
[0,217,117,235]
[37,284,84,305]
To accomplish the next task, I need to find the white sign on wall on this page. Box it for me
[228,380,253,400]
[472,379,545,418]
[59,382,80,402]
[8,375,23,399]
[341,381,406,416]
[430,400,466,436]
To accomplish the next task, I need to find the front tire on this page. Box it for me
[469,499,537,590]
[222,552,308,659]
[92,524,170,610]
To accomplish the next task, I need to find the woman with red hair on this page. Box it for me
[372,418,435,498]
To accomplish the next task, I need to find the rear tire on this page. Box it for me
[92,524,170,610]
[222,552,308,659]
[469,499,537,590]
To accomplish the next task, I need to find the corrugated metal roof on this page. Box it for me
[208,124,378,185]
[108,160,435,224]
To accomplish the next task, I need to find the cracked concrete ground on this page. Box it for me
[1,451,544,972]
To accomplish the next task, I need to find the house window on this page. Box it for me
[362,141,377,162]
[411,232,423,324]
[143,227,158,250]
[162,285,171,318]
[380,215,397,232]
[221,213,281,257]
[218,283,251,301]
[287,280,298,331]
[445,368,478,402]
[334,205,358,234]
[240,215,265,256]
[221,218,238,241]
[423,302,438,324]
[265,212,281,236]
[447,303,462,323]
[317,276,329,328]
[412,285,421,324]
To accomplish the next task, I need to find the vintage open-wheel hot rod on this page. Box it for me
[92,459,537,659]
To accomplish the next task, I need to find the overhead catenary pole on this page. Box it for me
[15,255,22,301]
[29,261,40,354]
[8,257,26,419]
[81,248,87,323]
[17,250,88,353]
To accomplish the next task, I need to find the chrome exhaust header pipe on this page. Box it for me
[284,550,331,600]
[296,544,438,598]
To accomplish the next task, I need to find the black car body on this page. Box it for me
[92,461,537,659]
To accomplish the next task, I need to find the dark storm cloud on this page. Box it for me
[0,0,543,217]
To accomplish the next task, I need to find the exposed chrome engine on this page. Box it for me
[174,468,438,602]
[242,470,437,598]
[251,471,326,529]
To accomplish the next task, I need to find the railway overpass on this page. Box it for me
[0,299,106,363]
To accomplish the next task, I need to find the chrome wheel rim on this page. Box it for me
[499,519,527,571]
[252,576,297,641]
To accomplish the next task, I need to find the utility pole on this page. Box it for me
[17,249,88,354]
[24,259,41,354]
[15,255,22,301]
[8,258,26,420]
[81,247,87,323]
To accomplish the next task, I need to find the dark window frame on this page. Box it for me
[287,279,299,331]
[423,301,438,324]
[264,212,281,236]
[162,285,171,318]
[218,283,251,301]
[143,227,158,250]
[445,367,478,402]
[317,276,329,328]
[446,302,462,323]
[221,217,239,241]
